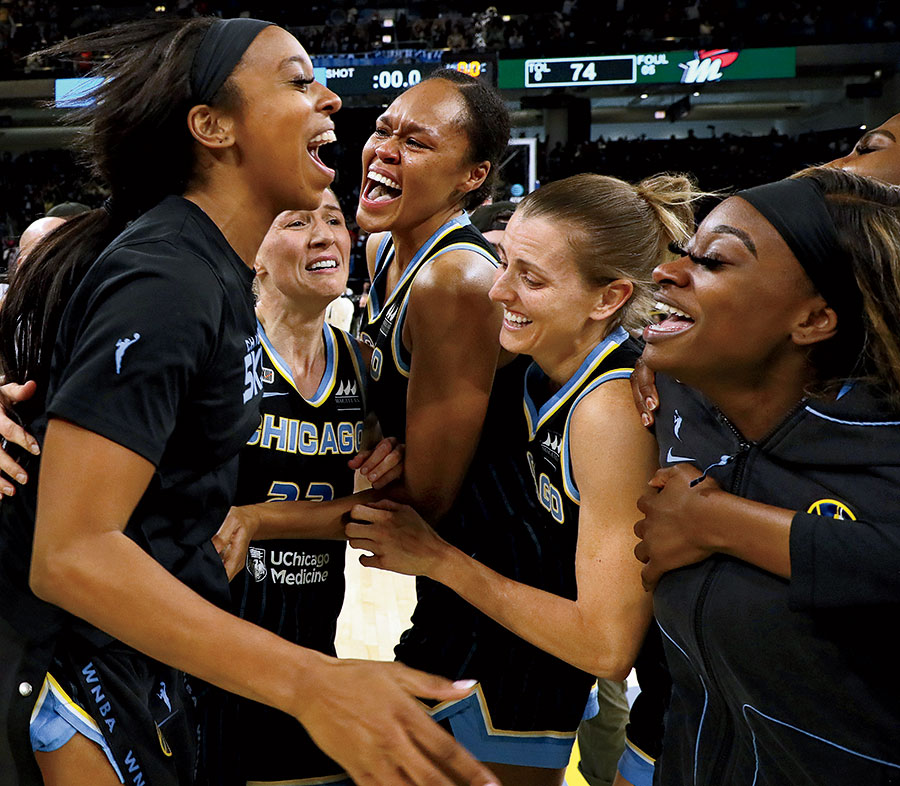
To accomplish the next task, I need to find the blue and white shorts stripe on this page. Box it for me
[617,737,656,786]
[30,672,124,782]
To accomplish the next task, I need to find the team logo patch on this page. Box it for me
[540,431,562,463]
[679,49,740,84]
[261,364,275,384]
[807,498,856,520]
[247,546,268,582]
[335,378,361,409]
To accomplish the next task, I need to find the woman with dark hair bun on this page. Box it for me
[355,68,557,775]
[0,18,498,786]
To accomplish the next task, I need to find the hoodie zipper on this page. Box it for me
[691,413,748,786]
[692,399,807,784]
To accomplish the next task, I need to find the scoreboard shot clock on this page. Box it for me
[319,55,496,96]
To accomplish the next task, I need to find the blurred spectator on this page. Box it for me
[3,1,900,78]
[15,214,63,266]
[46,200,90,218]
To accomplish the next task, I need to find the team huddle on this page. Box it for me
[1,15,899,786]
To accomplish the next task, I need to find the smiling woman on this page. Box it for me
[634,167,900,785]
[350,170,702,786]
[0,17,498,786]
[199,190,405,786]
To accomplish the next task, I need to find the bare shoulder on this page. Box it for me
[570,378,656,453]
[411,247,498,304]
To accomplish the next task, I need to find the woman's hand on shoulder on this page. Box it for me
[630,356,660,427]
[0,380,41,497]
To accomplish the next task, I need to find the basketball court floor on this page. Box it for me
[336,544,609,786]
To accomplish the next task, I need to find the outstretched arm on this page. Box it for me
[348,380,658,678]
[30,418,500,786]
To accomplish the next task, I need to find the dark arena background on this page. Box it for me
[2,1,898,289]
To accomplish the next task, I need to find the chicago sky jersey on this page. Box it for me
[524,326,640,556]
[359,212,498,441]
[231,320,367,652]
[202,321,364,786]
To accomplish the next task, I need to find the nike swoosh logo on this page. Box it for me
[665,448,696,464]
[262,392,289,398]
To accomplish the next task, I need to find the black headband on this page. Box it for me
[736,177,860,319]
[190,18,274,104]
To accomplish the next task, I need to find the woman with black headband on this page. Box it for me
[634,166,900,784]
[0,17,498,786]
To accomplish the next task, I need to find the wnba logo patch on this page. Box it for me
[807,499,856,520]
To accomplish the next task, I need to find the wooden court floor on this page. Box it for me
[335,544,591,785]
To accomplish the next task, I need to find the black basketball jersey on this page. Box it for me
[359,212,499,441]
[230,320,367,653]
[524,326,641,583]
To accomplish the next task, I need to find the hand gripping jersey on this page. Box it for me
[201,321,366,786]
[359,214,607,766]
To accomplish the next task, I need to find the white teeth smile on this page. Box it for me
[308,259,338,271]
[504,310,531,325]
[653,301,693,320]
[309,130,337,148]
[367,171,402,191]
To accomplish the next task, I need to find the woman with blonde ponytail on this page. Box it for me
[0,17,498,786]
[347,172,704,786]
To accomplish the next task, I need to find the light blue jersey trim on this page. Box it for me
[385,221,497,377]
[657,620,708,786]
[368,214,470,323]
[366,233,394,319]
[803,405,900,427]
[523,327,629,441]
[741,704,900,784]
[560,368,634,504]
[257,320,337,407]
[30,674,124,783]
[428,685,578,769]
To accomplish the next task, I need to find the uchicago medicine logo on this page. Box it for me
[679,49,740,84]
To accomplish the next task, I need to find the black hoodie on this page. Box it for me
[652,374,900,786]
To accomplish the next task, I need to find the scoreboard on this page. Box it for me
[499,47,796,89]
[318,56,495,96]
